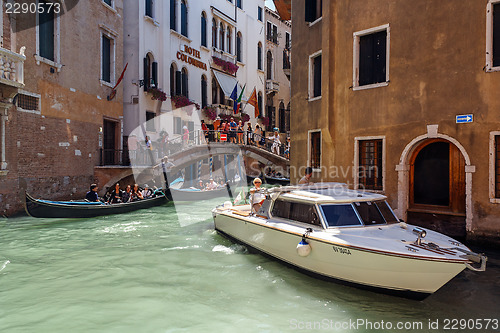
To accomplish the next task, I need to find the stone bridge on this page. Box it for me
[95,143,289,195]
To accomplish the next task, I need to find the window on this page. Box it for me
[236,32,242,62]
[305,0,322,23]
[353,25,390,89]
[266,51,273,80]
[490,132,500,202]
[309,51,321,99]
[38,1,55,61]
[358,139,383,191]
[212,19,217,48]
[212,77,218,104]
[201,12,207,47]
[266,22,278,44]
[309,130,321,169]
[170,0,176,30]
[170,63,177,96]
[146,111,156,131]
[174,117,182,134]
[103,0,113,7]
[146,0,153,18]
[272,200,321,226]
[279,102,285,133]
[285,32,291,49]
[487,1,500,70]
[143,53,157,91]
[375,201,398,223]
[258,6,263,21]
[16,93,40,112]
[237,0,242,9]
[201,75,207,108]
[181,0,188,37]
[219,23,225,51]
[257,42,263,70]
[181,67,188,98]
[320,204,362,227]
[353,202,386,225]
[102,35,111,83]
[226,27,232,54]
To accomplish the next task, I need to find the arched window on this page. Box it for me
[279,102,285,133]
[181,67,189,98]
[170,62,178,96]
[212,19,217,48]
[144,53,157,91]
[201,12,207,47]
[257,91,263,119]
[236,32,242,62]
[170,0,176,30]
[219,23,225,51]
[286,102,290,132]
[201,75,207,108]
[257,42,262,70]
[212,77,218,104]
[226,27,232,54]
[181,0,188,37]
[266,51,273,80]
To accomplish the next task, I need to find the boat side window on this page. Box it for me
[320,204,363,227]
[272,199,321,227]
[353,202,386,225]
[375,200,398,224]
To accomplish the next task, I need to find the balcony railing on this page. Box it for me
[212,48,236,63]
[266,80,280,93]
[0,47,25,88]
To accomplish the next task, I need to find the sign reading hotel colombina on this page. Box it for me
[177,45,207,71]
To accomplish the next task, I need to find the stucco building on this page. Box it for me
[284,0,500,242]
[0,0,124,215]
[263,7,291,137]
[123,0,265,151]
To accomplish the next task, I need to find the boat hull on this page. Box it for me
[25,193,168,218]
[213,212,466,297]
[169,187,229,201]
[264,176,290,186]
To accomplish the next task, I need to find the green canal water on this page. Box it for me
[1,199,499,332]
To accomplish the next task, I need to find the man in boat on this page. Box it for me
[142,184,153,199]
[298,167,314,185]
[85,184,100,202]
[206,178,217,190]
[108,183,123,204]
[249,178,265,213]
[121,185,132,203]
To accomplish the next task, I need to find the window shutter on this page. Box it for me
[237,35,242,62]
[143,57,150,91]
[181,71,188,98]
[273,25,278,43]
[102,36,111,83]
[175,71,182,95]
[494,4,500,67]
[39,6,55,61]
[359,35,374,86]
[170,0,176,30]
[373,31,387,84]
[201,78,207,108]
[267,22,272,40]
[201,15,207,47]
[181,1,187,37]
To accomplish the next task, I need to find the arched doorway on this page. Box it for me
[408,139,466,238]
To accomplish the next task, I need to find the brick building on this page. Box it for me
[278,0,500,243]
[0,1,124,216]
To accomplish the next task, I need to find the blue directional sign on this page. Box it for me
[456,114,473,124]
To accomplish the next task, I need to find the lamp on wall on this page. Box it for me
[138,78,156,88]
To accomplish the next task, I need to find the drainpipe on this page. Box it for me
[0,107,8,170]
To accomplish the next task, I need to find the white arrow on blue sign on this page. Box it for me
[456,114,473,124]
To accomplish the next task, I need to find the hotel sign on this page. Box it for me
[177,45,207,71]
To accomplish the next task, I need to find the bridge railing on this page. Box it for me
[99,129,289,167]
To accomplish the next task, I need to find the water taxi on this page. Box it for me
[212,184,487,299]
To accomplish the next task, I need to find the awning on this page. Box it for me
[213,70,247,102]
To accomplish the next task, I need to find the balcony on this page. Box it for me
[266,80,279,94]
[0,47,25,90]
[211,48,236,64]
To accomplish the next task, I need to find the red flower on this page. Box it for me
[212,56,239,75]
[149,88,167,101]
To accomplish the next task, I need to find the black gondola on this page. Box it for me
[25,192,169,218]
[264,175,290,186]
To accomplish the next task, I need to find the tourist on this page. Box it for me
[213,116,221,142]
[182,126,189,148]
[284,137,290,159]
[253,124,262,147]
[85,184,100,202]
[250,178,265,213]
[131,183,144,201]
[142,184,153,198]
[121,185,132,203]
[229,117,237,143]
[246,123,253,145]
[269,128,281,155]
[201,120,209,142]
[237,120,244,144]
[108,183,123,204]
[206,178,218,190]
[220,121,227,142]
[299,167,314,185]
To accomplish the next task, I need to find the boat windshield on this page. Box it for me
[319,204,363,227]
[353,201,386,225]
[375,200,398,224]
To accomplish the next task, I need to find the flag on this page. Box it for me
[234,84,246,114]
[108,62,128,101]
[230,83,238,100]
[248,88,259,117]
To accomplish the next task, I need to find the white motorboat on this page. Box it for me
[212,183,487,299]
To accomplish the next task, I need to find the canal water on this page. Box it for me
[1,199,499,332]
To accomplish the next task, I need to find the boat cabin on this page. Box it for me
[263,187,399,230]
